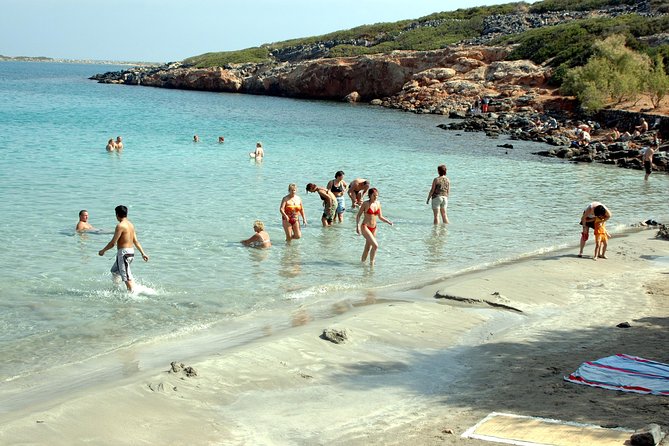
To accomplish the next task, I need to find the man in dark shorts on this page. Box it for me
[306,183,337,227]
[642,143,657,181]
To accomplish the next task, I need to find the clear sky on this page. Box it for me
[2,0,531,62]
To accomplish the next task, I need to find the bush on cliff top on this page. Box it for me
[184,47,271,67]
[529,0,639,13]
[562,34,669,111]
[182,0,668,72]
[502,14,669,70]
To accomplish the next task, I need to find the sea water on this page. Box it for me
[0,62,667,396]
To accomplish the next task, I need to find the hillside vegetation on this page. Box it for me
[183,0,669,88]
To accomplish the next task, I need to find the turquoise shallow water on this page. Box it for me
[0,61,667,384]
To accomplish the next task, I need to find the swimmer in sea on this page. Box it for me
[355,188,393,265]
[241,220,272,249]
[115,136,124,150]
[106,139,116,152]
[280,183,307,241]
[98,205,149,292]
[76,209,94,232]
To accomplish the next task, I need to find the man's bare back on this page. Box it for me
[99,206,149,291]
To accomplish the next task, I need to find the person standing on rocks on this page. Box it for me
[482,97,490,113]
[578,202,611,258]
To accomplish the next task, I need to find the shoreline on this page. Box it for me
[1,228,667,444]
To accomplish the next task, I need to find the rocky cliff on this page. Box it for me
[91,45,554,116]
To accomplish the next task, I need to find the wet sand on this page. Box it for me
[1,228,667,445]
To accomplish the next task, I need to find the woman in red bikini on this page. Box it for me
[355,188,393,265]
[280,183,307,241]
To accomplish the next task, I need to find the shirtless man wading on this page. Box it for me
[99,205,149,292]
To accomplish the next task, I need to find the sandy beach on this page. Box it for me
[1,227,668,446]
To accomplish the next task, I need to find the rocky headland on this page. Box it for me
[90,0,668,174]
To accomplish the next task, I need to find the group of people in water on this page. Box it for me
[77,206,149,292]
[244,165,451,265]
[88,132,619,290]
[105,136,123,152]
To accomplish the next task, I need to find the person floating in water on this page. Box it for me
[218,136,225,143]
[241,220,272,249]
[99,205,149,292]
[76,209,94,232]
[193,135,200,143]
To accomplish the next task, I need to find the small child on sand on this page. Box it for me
[593,217,610,260]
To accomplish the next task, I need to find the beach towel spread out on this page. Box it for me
[565,354,669,395]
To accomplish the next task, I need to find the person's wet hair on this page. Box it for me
[306,183,317,192]
[335,170,344,178]
[254,220,264,231]
[79,209,88,217]
[115,205,128,218]
[438,164,447,176]
[594,205,607,217]
[368,187,378,198]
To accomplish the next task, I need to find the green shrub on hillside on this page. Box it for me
[529,0,638,13]
[561,34,669,111]
[647,55,669,108]
[184,47,271,67]
[503,14,669,71]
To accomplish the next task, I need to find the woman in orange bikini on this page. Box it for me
[355,188,393,264]
[280,183,307,241]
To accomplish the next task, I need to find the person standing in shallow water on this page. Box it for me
[426,164,450,224]
[99,205,149,292]
[356,188,393,265]
[280,183,307,241]
[348,178,370,209]
[326,170,348,223]
[306,183,337,227]
[115,136,123,150]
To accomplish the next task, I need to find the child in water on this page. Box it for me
[593,217,610,260]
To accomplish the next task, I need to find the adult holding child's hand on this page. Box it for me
[578,201,611,258]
